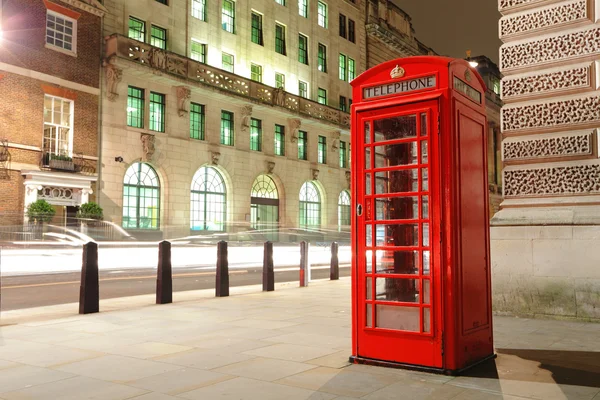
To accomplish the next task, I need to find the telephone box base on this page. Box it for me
[349,354,497,376]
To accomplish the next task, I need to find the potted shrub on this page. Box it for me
[27,199,56,224]
[76,202,104,222]
[49,154,75,171]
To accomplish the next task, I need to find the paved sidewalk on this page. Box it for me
[0,278,599,400]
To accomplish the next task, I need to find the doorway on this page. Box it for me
[250,175,279,242]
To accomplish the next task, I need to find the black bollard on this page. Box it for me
[79,241,99,314]
[263,241,274,291]
[300,241,308,287]
[216,241,229,297]
[156,240,173,304]
[330,242,339,280]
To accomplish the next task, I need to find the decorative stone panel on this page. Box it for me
[500,0,589,39]
[501,94,600,132]
[503,132,594,161]
[499,0,562,13]
[504,164,600,197]
[502,65,592,100]
[501,27,600,71]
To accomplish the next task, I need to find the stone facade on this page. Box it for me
[494,0,600,320]
[0,0,103,226]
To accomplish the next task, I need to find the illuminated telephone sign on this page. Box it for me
[363,76,437,99]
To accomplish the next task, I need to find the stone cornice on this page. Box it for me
[366,23,422,56]
[57,0,107,17]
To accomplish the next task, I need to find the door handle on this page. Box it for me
[357,204,363,216]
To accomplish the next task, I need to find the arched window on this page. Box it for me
[338,190,351,228]
[299,181,321,228]
[122,162,160,229]
[251,175,279,241]
[191,166,227,231]
[251,175,278,199]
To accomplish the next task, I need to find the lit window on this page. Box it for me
[275,73,285,89]
[250,118,262,151]
[150,25,167,49]
[191,41,206,62]
[221,110,234,146]
[251,12,263,45]
[317,1,327,28]
[299,81,308,98]
[339,53,347,81]
[122,163,160,230]
[191,167,226,231]
[299,182,321,228]
[318,43,327,72]
[190,103,205,140]
[275,124,285,156]
[339,140,347,168]
[299,0,308,17]
[318,88,327,105]
[338,190,350,228]
[275,0,286,5]
[318,135,327,164]
[128,16,145,42]
[149,92,165,132]
[298,130,307,160]
[191,0,206,21]
[42,95,72,165]
[222,0,235,33]
[251,64,263,82]
[222,52,234,72]
[348,57,356,81]
[127,86,144,128]
[275,23,287,55]
[46,11,76,53]
[298,34,308,65]
[493,79,501,95]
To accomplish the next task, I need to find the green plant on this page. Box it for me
[76,202,104,220]
[27,199,56,223]
[50,154,73,162]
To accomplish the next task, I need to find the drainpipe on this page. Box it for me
[96,12,105,210]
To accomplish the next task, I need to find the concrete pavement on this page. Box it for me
[0,278,599,400]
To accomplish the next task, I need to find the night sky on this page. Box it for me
[393,0,502,65]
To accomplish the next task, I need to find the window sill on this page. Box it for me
[45,43,77,57]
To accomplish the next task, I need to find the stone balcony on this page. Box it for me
[104,34,350,129]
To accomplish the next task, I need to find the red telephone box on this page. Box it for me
[349,56,494,375]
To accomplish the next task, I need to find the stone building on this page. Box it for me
[494,0,600,320]
[0,0,105,226]
[98,0,363,239]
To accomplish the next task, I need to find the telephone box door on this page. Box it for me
[355,100,442,368]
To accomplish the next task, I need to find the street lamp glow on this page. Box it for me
[469,61,479,68]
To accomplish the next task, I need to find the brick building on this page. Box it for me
[0,0,105,226]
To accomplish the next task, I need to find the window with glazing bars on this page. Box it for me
[348,19,355,43]
[192,0,206,20]
[251,13,263,45]
[222,52,234,72]
[275,0,285,5]
[128,16,145,42]
[298,34,308,64]
[222,0,235,33]
[221,111,234,145]
[191,41,206,62]
[150,25,167,49]
[190,103,205,140]
[339,14,346,38]
[318,88,327,105]
[348,57,356,81]
[275,124,285,156]
[339,96,347,112]
[339,140,347,168]
[299,81,308,98]
[317,1,327,28]
[318,135,326,163]
[298,130,307,160]
[318,43,327,72]
[298,0,308,17]
[127,86,144,128]
[339,53,347,81]
[275,73,285,89]
[251,64,262,82]
[149,92,165,132]
[46,12,76,52]
[250,118,262,151]
[299,182,321,228]
[275,24,286,55]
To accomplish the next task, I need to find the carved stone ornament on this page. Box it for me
[211,151,220,165]
[267,161,275,174]
[288,119,301,143]
[499,0,561,13]
[241,105,253,132]
[176,86,191,117]
[503,133,593,161]
[390,65,405,79]
[504,164,600,197]
[272,87,286,107]
[331,130,341,150]
[140,134,155,162]
[148,47,167,71]
[345,171,351,187]
[105,63,123,101]
[312,169,320,180]
[502,65,591,100]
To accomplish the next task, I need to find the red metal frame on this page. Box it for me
[350,56,494,375]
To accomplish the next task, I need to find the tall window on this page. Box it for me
[275,124,285,156]
[46,11,76,53]
[251,12,263,45]
[339,96,347,112]
[128,16,145,42]
[127,86,144,128]
[122,163,160,230]
[222,0,235,33]
[192,0,207,21]
[221,111,234,146]
[191,41,206,62]
[299,182,321,228]
[150,25,167,49]
[298,34,308,65]
[318,135,326,163]
[275,0,286,4]
[155,0,167,4]
[299,81,308,98]
[299,0,308,17]
[348,19,355,43]
[339,53,347,81]
[275,24,287,55]
[338,190,351,228]
[222,52,234,72]
[317,1,327,28]
[43,95,72,163]
[298,130,307,160]
[149,92,165,132]
[339,14,346,38]
[251,64,263,82]
[318,88,327,105]
[275,73,285,89]
[339,140,347,168]
[190,103,205,140]
[250,118,262,151]
[318,44,327,72]
[348,58,356,81]
[191,166,227,231]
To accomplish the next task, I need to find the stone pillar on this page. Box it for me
[494,0,600,320]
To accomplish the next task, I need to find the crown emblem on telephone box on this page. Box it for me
[390,65,405,79]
